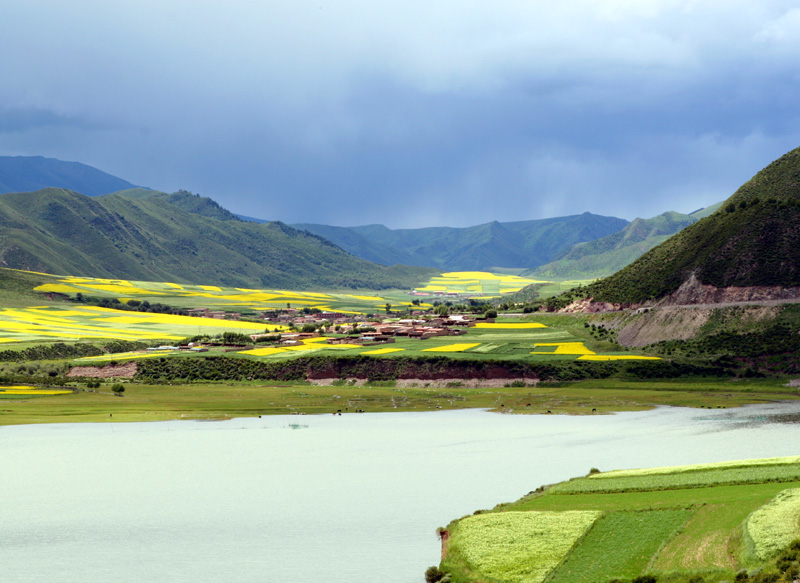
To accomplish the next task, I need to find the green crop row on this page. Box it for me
[546,509,693,583]
[549,464,800,494]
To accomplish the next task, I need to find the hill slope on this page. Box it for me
[579,146,800,304]
[294,212,629,271]
[530,211,698,280]
[0,156,140,196]
[0,188,435,290]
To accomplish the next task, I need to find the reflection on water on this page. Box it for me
[693,400,800,431]
[2,401,800,583]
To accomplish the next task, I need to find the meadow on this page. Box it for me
[441,456,800,583]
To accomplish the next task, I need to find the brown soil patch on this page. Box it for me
[67,361,138,378]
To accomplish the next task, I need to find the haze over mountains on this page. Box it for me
[293,215,630,272]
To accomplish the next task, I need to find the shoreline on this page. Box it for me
[1,378,797,427]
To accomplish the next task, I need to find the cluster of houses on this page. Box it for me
[292,315,486,346]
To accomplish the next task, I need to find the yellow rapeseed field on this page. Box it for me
[533,342,596,355]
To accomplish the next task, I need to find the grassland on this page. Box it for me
[441,457,800,583]
[0,378,796,427]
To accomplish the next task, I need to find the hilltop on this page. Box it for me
[565,146,800,306]
[294,213,629,272]
[0,155,140,196]
[0,188,435,290]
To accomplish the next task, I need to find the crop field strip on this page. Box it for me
[744,488,800,560]
[444,456,800,583]
[546,509,694,583]
[446,511,602,583]
[548,464,800,494]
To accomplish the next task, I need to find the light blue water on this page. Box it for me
[2,402,800,583]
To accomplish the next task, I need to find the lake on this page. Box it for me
[2,402,800,582]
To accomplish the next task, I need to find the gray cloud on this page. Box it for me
[2,0,800,227]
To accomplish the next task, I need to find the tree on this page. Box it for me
[385,303,392,314]
[111,383,125,397]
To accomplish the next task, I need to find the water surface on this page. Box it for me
[2,402,800,582]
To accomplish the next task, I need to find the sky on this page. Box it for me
[2,1,800,228]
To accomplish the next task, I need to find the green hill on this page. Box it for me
[581,146,800,304]
[529,211,698,280]
[106,188,243,221]
[0,188,435,290]
[0,155,141,196]
[294,212,629,271]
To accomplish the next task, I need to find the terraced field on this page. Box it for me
[440,456,800,583]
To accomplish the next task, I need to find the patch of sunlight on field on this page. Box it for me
[533,342,595,355]
[416,271,548,295]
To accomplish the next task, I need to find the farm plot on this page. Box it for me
[0,385,72,397]
[547,509,693,583]
[415,271,546,295]
[34,274,433,314]
[445,510,601,583]
[0,305,272,343]
[744,488,800,560]
[443,456,800,583]
[549,463,800,494]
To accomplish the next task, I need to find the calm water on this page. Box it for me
[2,402,800,583]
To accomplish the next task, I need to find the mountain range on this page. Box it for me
[0,156,141,196]
[0,188,434,290]
[293,214,630,272]
[0,155,728,285]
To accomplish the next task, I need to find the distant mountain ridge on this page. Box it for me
[528,210,702,280]
[0,188,435,290]
[0,156,141,196]
[294,213,629,271]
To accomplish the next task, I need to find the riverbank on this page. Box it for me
[1,377,797,426]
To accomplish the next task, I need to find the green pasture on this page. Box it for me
[443,459,800,583]
[1,377,796,427]
[547,509,694,583]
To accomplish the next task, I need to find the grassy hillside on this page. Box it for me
[580,146,800,304]
[0,155,139,196]
[108,188,243,221]
[530,211,698,280]
[295,213,629,271]
[0,188,435,290]
[440,456,800,583]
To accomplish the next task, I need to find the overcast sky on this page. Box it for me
[2,1,800,228]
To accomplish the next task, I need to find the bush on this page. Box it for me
[111,383,125,396]
[424,566,445,583]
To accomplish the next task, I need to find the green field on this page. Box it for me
[440,458,800,583]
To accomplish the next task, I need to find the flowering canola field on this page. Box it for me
[0,305,271,343]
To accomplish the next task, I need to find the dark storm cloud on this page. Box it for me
[2,1,800,227]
